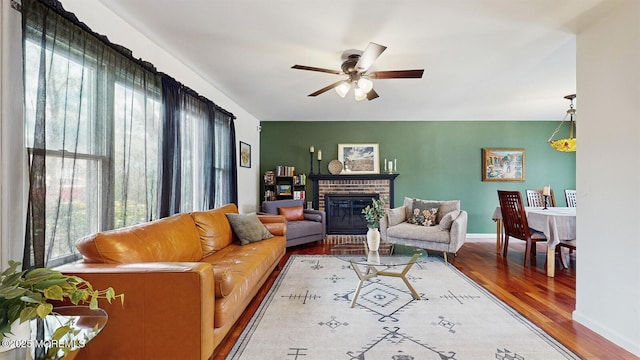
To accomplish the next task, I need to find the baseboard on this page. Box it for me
[573,310,640,357]
[466,234,497,242]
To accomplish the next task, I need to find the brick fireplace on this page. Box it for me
[309,174,399,244]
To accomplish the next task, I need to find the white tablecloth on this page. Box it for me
[492,207,576,248]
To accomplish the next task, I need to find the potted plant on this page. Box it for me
[361,198,385,251]
[0,260,124,356]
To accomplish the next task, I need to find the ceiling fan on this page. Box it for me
[292,42,424,101]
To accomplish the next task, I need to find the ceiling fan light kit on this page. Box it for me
[292,42,424,101]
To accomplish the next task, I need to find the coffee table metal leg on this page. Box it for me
[349,253,422,307]
[350,263,378,308]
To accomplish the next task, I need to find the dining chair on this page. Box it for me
[497,190,547,266]
[525,189,556,207]
[565,189,577,207]
[557,239,577,268]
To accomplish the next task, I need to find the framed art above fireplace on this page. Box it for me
[337,143,380,174]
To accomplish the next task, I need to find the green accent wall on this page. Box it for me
[260,121,575,234]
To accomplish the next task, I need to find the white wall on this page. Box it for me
[0,1,27,268]
[59,0,263,213]
[575,1,640,356]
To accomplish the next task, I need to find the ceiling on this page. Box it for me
[96,0,608,122]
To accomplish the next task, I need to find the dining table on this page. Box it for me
[492,206,576,277]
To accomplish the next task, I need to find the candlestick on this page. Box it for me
[309,152,314,175]
[543,195,549,210]
[317,159,322,174]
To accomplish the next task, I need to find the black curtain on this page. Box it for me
[22,0,236,269]
[159,75,237,217]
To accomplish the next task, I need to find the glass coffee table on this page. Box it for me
[336,248,428,308]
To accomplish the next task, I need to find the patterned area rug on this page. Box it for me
[227,255,579,360]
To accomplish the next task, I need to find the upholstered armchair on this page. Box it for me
[380,197,468,263]
[261,199,326,247]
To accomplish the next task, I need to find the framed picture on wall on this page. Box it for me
[482,148,525,182]
[240,141,251,168]
[337,143,380,174]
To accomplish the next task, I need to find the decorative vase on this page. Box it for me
[366,227,380,251]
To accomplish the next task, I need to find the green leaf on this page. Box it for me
[35,303,53,319]
[0,286,28,299]
[89,295,98,309]
[19,307,37,322]
[51,324,71,341]
[1,261,21,277]
[33,278,71,290]
[43,285,64,300]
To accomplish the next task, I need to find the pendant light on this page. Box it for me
[548,94,576,152]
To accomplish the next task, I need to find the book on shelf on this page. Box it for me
[264,171,275,185]
[293,190,306,200]
[293,174,306,185]
[275,165,295,177]
[264,189,275,201]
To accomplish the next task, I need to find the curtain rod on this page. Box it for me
[27,0,235,120]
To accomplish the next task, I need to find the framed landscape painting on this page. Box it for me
[482,148,525,182]
[337,143,380,174]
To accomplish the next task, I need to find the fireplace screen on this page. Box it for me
[325,193,379,235]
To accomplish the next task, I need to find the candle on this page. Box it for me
[384,158,387,172]
[317,150,322,160]
[394,159,397,172]
[388,160,393,173]
[309,145,314,153]
[542,185,550,196]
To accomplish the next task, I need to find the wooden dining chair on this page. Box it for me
[497,190,547,266]
[526,189,556,207]
[565,189,577,207]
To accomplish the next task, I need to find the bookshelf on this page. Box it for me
[264,166,306,201]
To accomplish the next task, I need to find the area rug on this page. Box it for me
[226,255,579,360]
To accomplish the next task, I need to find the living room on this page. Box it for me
[0,0,638,359]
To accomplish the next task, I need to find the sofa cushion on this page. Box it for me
[437,200,461,223]
[439,210,461,230]
[407,199,439,226]
[225,213,274,245]
[279,205,305,221]
[200,236,286,328]
[286,220,323,239]
[387,206,406,227]
[191,203,238,256]
[76,213,203,263]
[402,197,461,224]
[387,222,451,243]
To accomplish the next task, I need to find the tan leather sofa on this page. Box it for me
[56,203,286,360]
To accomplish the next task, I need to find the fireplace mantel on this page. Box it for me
[309,173,399,210]
[309,174,399,181]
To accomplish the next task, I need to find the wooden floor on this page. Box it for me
[213,239,638,360]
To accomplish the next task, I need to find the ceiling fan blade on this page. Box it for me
[355,42,387,73]
[292,65,342,75]
[369,69,424,79]
[308,80,346,97]
[366,89,379,101]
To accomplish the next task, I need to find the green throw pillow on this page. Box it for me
[225,213,274,245]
